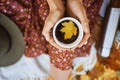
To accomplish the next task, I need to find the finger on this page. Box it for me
[81,21,90,34]
[49,38,62,49]
[78,32,90,48]
[42,0,64,41]
[46,0,64,25]
[49,38,67,50]
[49,36,71,51]
[42,10,63,41]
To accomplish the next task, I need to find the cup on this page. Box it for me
[53,17,83,48]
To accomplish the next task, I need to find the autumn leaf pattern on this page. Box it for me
[60,21,77,40]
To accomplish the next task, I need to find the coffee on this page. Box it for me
[55,20,79,44]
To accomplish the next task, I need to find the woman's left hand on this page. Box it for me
[66,0,90,50]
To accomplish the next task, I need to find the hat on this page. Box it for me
[0,13,25,66]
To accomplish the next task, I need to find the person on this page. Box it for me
[42,0,90,50]
[42,0,90,80]
[0,0,103,80]
[43,0,103,80]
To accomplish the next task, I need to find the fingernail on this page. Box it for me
[84,41,88,45]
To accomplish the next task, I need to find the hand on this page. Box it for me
[42,0,65,49]
[66,0,90,49]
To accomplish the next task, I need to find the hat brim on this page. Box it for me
[0,13,25,66]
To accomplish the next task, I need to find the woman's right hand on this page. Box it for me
[42,0,65,50]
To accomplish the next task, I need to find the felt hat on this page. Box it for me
[0,13,25,66]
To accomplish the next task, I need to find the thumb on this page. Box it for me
[42,10,63,41]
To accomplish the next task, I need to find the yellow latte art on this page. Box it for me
[60,21,77,40]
